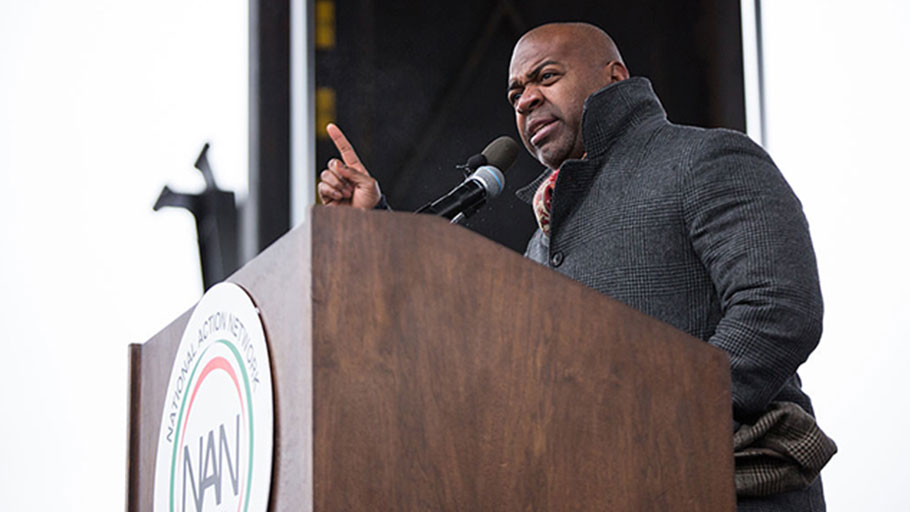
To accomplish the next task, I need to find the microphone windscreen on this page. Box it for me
[482,136,520,173]
[465,153,487,170]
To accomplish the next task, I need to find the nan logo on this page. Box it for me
[153,283,273,512]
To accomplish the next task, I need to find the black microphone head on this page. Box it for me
[465,153,487,170]
[481,136,520,173]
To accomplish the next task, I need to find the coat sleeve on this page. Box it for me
[681,129,823,423]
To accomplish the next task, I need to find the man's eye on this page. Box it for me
[541,72,557,81]
[510,92,521,104]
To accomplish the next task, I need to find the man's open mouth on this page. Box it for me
[528,118,558,146]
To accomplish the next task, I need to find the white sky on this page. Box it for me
[0,0,246,509]
[0,1,906,510]
[761,1,910,509]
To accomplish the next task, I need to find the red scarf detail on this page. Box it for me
[532,169,559,236]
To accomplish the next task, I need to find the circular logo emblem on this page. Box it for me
[153,283,273,512]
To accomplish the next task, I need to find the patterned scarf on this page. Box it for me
[532,169,560,236]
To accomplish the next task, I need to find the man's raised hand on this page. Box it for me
[317,123,382,209]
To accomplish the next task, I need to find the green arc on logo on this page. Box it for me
[168,339,255,512]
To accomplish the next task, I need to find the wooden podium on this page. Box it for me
[127,207,735,511]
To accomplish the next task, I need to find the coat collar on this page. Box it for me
[516,77,667,204]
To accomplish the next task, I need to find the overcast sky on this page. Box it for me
[1,1,907,509]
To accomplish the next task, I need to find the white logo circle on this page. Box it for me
[153,283,273,512]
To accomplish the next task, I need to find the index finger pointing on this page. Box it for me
[326,123,366,173]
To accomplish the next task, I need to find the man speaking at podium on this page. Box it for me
[317,22,834,511]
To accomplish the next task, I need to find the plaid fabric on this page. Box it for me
[517,77,823,425]
[516,78,831,510]
[734,402,837,497]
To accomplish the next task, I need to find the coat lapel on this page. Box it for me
[549,157,602,239]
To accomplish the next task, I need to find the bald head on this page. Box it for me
[507,22,629,169]
[514,22,625,71]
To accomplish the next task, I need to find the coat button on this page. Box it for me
[550,251,564,267]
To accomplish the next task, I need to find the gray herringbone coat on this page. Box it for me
[517,78,826,510]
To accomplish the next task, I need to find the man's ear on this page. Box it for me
[604,61,630,83]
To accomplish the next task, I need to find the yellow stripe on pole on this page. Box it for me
[316,87,336,139]
[315,1,336,49]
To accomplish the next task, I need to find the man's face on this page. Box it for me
[507,33,611,169]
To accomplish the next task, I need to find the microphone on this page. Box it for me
[416,136,520,221]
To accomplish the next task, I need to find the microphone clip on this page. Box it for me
[456,153,488,178]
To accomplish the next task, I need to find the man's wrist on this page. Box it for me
[373,194,390,210]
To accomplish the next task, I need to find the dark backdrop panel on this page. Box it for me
[315,0,744,253]
[249,0,291,256]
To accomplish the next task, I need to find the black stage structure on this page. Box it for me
[250,0,747,256]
